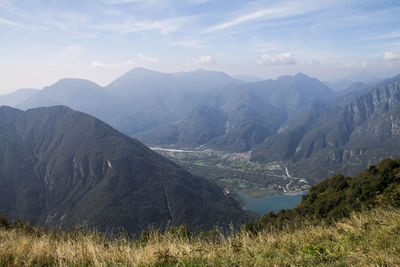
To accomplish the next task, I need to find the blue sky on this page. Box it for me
[1,0,400,93]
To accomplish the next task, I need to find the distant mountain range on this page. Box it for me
[0,106,250,233]
[1,68,399,182]
[252,74,400,181]
[0,88,39,107]
[323,71,381,92]
[13,69,240,136]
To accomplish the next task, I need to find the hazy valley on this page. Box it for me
[1,61,400,267]
[2,69,400,200]
[1,1,400,265]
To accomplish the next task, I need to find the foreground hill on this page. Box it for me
[1,158,399,266]
[246,158,400,233]
[0,106,249,233]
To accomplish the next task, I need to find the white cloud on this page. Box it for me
[93,17,186,35]
[171,40,206,49]
[383,52,400,62]
[256,53,295,65]
[202,1,326,33]
[60,44,82,58]
[187,55,212,65]
[137,53,158,63]
[362,31,400,41]
[204,8,285,33]
[0,16,22,27]
[91,60,135,68]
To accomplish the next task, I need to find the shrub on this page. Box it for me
[0,214,10,229]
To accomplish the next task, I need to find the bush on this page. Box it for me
[0,214,10,229]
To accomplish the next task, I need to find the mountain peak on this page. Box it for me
[294,72,309,78]
[125,67,162,74]
[0,106,250,233]
[50,78,101,89]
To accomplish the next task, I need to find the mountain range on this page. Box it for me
[2,68,400,181]
[252,75,400,181]
[0,106,250,233]
[12,69,240,136]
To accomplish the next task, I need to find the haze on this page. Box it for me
[1,0,400,93]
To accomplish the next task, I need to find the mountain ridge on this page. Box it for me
[251,74,400,181]
[0,105,250,233]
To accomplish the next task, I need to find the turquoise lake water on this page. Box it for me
[235,191,307,215]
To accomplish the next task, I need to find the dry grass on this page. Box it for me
[1,208,400,266]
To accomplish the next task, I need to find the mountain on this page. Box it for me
[11,70,333,153]
[232,74,263,83]
[1,158,399,266]
[324,71,381,92]
[107,68,181,97]
[218,73,334,117]
[252,74,400,181]
[16,78,138,134]
[137,105,228,146]
[137,72,334,152]
[0,88,39,107]
[106,68,241,132]
[14,68,240,136]
[0,106,249,233]
[171,69,242,91]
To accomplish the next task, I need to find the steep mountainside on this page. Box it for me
[0,106,249,233]
[138,73,334,152]
[137,105,228,146]
[252,74,400,181]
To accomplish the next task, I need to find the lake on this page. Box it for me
[235,191,307,215]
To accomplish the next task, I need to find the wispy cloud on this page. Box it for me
[171,40,206,49]
[187,55,212,65]
[92,16,189,35]
[138,53,158,63]
[256,53,296,65]
[383,52,400,62]
[203,1,323,33]
[0,16,23,27]
[91,60,135,68]
[60,45,83,58]
[362,31,400,41]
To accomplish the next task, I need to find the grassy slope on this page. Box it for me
[1,157,399,266]
[0,207,399,266]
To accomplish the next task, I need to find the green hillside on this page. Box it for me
[1,158,399,266]
[0,106,250,234]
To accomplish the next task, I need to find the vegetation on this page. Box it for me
[0,208,399,266]
[0,158,399,266]
[245,158,400,233]
[154,148,309,196]
[0,106,249,235]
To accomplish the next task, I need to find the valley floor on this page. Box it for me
[1,207,399,266]
[151,147,310,197]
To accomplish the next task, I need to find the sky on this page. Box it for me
[1,0,400,94]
